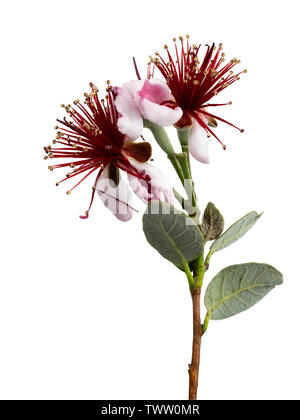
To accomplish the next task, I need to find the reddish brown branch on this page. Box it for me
[188,287,202,400]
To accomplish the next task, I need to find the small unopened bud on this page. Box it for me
[201,202,224,241]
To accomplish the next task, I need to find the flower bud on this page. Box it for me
[201,202,224,240]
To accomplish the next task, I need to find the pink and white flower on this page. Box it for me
[128,37,245,163]
[45,82,174,221]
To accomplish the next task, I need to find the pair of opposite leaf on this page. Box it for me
[143,201,283,322]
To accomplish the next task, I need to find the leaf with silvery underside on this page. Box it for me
[204,263,283,320]
[210,211,262,254]
[143,201,203,269]
[201,202,224,241]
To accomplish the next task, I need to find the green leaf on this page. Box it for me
[210,211,261,254]
[201,202,224,241]
[143,201,203,269]
[204,263,283,320]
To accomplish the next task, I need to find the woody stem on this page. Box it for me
[189,286,202,400]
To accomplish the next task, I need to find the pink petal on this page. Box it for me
[127,159,175,205]
[96,167,135,222]
[136,79,182,126]
[189,121,210,164]
[123,79,183,127]
[114,87,143,140]
[122,80,144,98]
[138,98,182,127]
[139,79,172,104]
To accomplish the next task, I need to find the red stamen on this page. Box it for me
[152,37,245,148]
[133,57,141,80]
[45,83,151,218]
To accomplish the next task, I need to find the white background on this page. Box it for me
[0,0,299,400]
